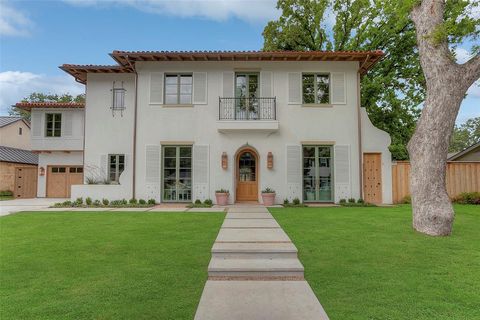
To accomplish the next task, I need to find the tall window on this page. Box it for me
[165,74,193,104]
[19,127,22,135]
[302,73,330,104]
[45,113,62,137]
[108,154,125,184]
[112,88,126,110]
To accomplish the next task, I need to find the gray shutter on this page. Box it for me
[64,112,73,136]
[193,144,209,201]
[334,145,351,201]
[286,144,302,201]
[331,72,346,104]
[222,72,234,97]
[260,71,273,97]
[150,72,164,104]
[288,72,302,104]
[145,145,161,202]
[100,154,108,180]
[32,112,42,137]
[193,72,208,104]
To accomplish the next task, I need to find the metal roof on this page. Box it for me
[0,146,38,165]
[447,142,480,161]
[0,116,27,128]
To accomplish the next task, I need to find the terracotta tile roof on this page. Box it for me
[15,102,85,111]
[59,64,131,84]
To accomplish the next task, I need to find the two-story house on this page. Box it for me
[15,102,85,198]
[59,50,392,204]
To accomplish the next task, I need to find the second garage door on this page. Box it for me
[47,166,83,198]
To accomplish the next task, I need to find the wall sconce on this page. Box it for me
[39,167,45,176]
[221,152,228,170]
[267,152,274,169]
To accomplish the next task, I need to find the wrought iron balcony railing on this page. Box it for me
[219,97,276,121]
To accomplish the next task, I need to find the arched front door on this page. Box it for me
[236,149,258,201]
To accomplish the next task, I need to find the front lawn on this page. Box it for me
[270,205,480,320]
[0,211,224,320]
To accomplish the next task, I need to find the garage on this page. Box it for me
[46,166,83,198]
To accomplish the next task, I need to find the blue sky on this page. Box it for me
[0,0,478,123]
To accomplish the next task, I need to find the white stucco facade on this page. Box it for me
[72,58,393,204]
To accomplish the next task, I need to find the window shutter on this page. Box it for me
[288,72,302,104]
[193,72,208,104]
[145,145,161,202]
[222,72,234,97]
[193,144,209,201]
[32,113,41,137]
[150,72,164,104]
[100,154,108,180]
[331,72,346,104]
[334,145,351,201]
[64,112,73,136]
[286,144,302,201]
[260,71,273,97]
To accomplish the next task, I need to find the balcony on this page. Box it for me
[217,97,279,133]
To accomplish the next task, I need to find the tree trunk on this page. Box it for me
[408,0,480,236]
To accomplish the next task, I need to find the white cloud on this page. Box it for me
[455,47,473,64]
[64,0,279,23]
[0,1,32,36]
[0,71,84,114]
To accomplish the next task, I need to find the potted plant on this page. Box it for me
[261,187,276,206]
[215,189,229,206]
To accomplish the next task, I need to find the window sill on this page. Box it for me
[301,104,333,108]
[149,104,194,108]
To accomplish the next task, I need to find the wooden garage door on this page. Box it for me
[14,167,38,199]
[47,166,83,198]
[363,153,382,204]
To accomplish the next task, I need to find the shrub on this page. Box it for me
[138,199,146,205]
[148,199,156,205]
[453,192,480,205]
[93,199,101,206]
[85,197,92,205]
[121,199,128,205]
[339,199,347,204]
[401,195,411,204]
[0,190,13,196]
[283,198,290,205]
[75,197,83,205]
[293,197,300,205]
[62,200,72,206]
[195,199,202,205]
[216,189,229,194]
[102,198,109,206]
[129,198,137,204]
[85,176,99,185]
[262,187,275,193]
[110,200,123,206]
[357,198,364,204]
[204,199,213,206]
[348,198,356,203]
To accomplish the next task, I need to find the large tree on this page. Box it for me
[407,0,479,236]
[449,117,480,152]
[263,0,423,160]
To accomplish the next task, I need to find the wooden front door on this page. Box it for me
[47,166,83,198]
[14,167,37,199]
[236,150,258,201]
[363,153,382,204]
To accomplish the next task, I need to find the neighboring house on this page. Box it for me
[0,146,38,198]
[448,142,480,161]
[56,50,392,204]
[0,116,31,150]
[15,102,85,198]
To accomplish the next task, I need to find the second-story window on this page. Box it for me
[302,73,330,104]
[112,88,126,110]
[165,74,192,104]
[45,113,62,137]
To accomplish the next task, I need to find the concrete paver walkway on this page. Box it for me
[195,206,329,320]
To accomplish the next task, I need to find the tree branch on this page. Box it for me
[462,54,480,88]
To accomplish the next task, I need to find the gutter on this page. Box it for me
[357,72,363,200]
[129,56,139,199]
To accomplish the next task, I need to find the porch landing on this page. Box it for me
[194,206,329,320]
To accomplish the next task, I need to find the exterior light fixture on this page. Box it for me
[267,152,274,169]
[39,167,45,176]
[221,152,228,169]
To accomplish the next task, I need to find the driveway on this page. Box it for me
[0,198,65,216]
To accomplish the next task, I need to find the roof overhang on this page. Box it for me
[59,65,132,84]
[15,102,85,112]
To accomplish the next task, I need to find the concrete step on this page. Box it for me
[194,280,329,320]
[208,257,304,279]
[215,228,292,243]
[212,242,298,259]
[221,218,280,229]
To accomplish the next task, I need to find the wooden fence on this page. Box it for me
[392,161,480,203]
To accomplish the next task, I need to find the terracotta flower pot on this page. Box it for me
[215,193,229,206]
[261,193,276,206]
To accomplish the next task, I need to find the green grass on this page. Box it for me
[270,205,480,320]
[0,211,224,320]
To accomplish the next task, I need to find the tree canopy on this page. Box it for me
[450,117,480,152]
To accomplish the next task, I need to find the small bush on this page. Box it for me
[121,199,128,205]
[204,199,213,206]
[93,199,101,206]
[216,189,229,194]
[138,199,146,205]
[195,199,202,205]
[75,197,83,206]
[293,198,300,205]
[401,195,411,204]
[283,198,290,205]
[348,198,356,203]
[357,198,364,204]
[339,199,347,204]
[129,198,137,204]
[62,200,72,206]
[110,200,123,206]
[102,198,109,206]
[85,197,92,205]
[453,192,480,205]
[148,199,156,205]
[262,187,275,193]
[0,190,13,197]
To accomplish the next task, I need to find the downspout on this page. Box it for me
[127,56,139,199]
[357,72,363,200]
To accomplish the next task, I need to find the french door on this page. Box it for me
[303,146,334,202]
[162,146,192,202]
[235,73,259,119]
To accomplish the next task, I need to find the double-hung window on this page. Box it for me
[45,113,62,137]
[108,154,125,184]
[165,74,193,104]
[302,73,330,104]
